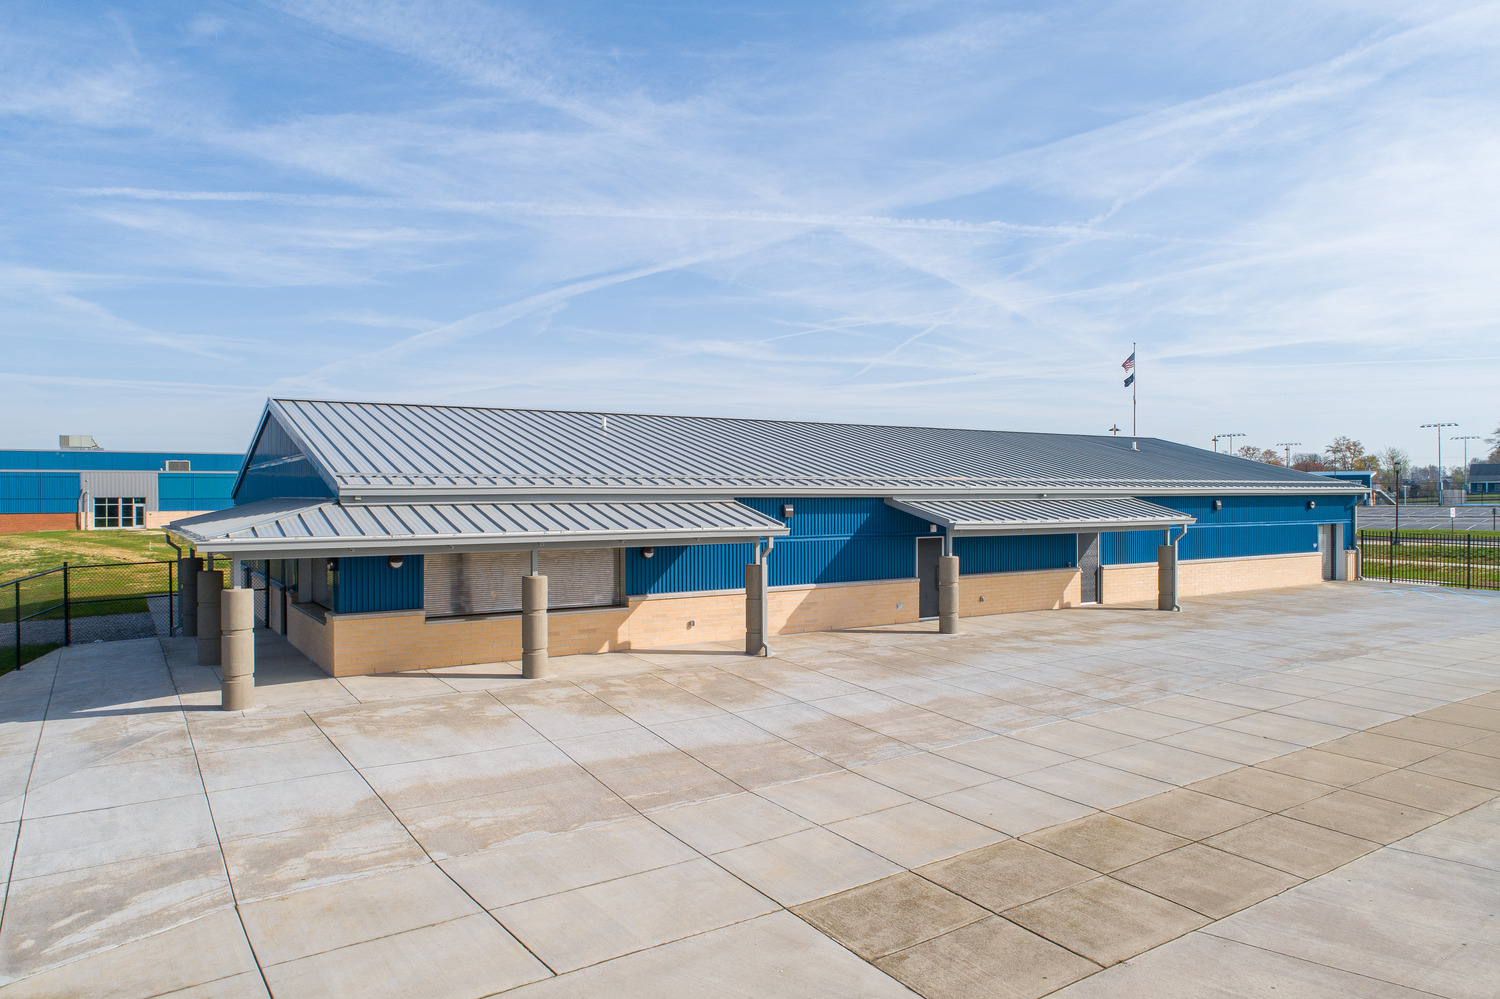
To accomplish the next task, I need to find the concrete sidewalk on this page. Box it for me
[0,582,1496,997]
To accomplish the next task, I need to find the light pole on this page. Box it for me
[1276,442,1300,467]
[1221,433,1245,456]
[1453,435,1480,495]
[1211,435,1221,452]
[1420,422,1458,493]
[1393,461,1402,540]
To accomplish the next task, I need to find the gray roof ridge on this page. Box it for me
[268,397,1166,443]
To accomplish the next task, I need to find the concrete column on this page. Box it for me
[197,569,224,665]
[220,588,255,710]
[179,556,202,637]
[938,555,960,634]
[745,561,766,655]
[522,574,548,679]
[1157,545,1179,611]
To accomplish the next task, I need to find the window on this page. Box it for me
[93,497,146,528]
[424,549,621,617]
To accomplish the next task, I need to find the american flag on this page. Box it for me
[1122,352,1135,372]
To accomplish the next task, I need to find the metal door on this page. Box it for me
[1319,524,1336,580]
[1078,533,1101,603]
[917,538,942,618]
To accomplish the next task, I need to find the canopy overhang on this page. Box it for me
[887,496,1195,537]
[167,497,789,559]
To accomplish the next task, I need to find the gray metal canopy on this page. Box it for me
[168,497,789,559]
[886,497,1195,536]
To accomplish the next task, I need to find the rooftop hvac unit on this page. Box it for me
[59,434,100,450]
[165,459,191,472]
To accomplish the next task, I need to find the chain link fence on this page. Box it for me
[1,559,240,671]
[1359,530,1500,590]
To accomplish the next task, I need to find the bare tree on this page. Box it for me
[1292,451,1326,472]
[1488,424,1500,462]
[1325,436,1367,470]
[1373,446,1410,492]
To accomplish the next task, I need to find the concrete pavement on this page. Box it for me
[0,581,1496,997]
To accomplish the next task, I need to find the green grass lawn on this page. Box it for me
[1,530,186,624]
[0,529,182,580]
[0,642,60,675]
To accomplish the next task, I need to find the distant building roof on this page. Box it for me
[1469,463,1500,483]
[0,450,242,472]
[245,398,1362,502]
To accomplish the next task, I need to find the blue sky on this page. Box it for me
[2,1,1497,467]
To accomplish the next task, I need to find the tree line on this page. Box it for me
[1230,424,1500,495]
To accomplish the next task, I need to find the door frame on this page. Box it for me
[1076,532,1101,604]
[915,536,944,619]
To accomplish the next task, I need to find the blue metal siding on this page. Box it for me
[234,416,333,504]
[0,450,240,471]
[332,555,424,613]
[158,473,236,511]
[627,542,755,595]
[1104,494,1361,564]
[740,497,927,586]
[0,472,81,514]
[628,497,930,595]
[957,534,1077,574]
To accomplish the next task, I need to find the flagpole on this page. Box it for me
[1132,341,1137,437]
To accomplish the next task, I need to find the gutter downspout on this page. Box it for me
[758,535,775,657]
[1168,524,1187,612]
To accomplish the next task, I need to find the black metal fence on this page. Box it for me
[0,560,228,670]
[1358,530,1500,590]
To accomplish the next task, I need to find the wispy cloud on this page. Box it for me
[1,0,1497,460]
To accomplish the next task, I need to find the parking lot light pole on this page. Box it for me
[1452,436,1480,494]
[1420,422,1458,491]
[1276,442,1300,467]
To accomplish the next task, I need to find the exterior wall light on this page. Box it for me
[1212,500,1223,511]
[1307,500,1317,510]
[781,503,794,518]
[642,546,655,559]
[929,524,938,533]
[387,555,404,570]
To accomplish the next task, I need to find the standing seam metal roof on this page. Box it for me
[168,497,789,553]
[887,497,1195,532]
[261,398,1357,497]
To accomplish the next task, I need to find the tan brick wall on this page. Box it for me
[770,579,920,634]
[295,577,923,676]
[1102,552,1325,604]
[286,603,334,671]
[960,569,1082,614]
[286,553,1329,677]
[147,510,213,529]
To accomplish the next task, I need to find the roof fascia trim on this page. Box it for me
[335,484,1362,504]
[181,526,789,559]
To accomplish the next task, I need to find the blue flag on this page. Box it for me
[1124,373,1135,387]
